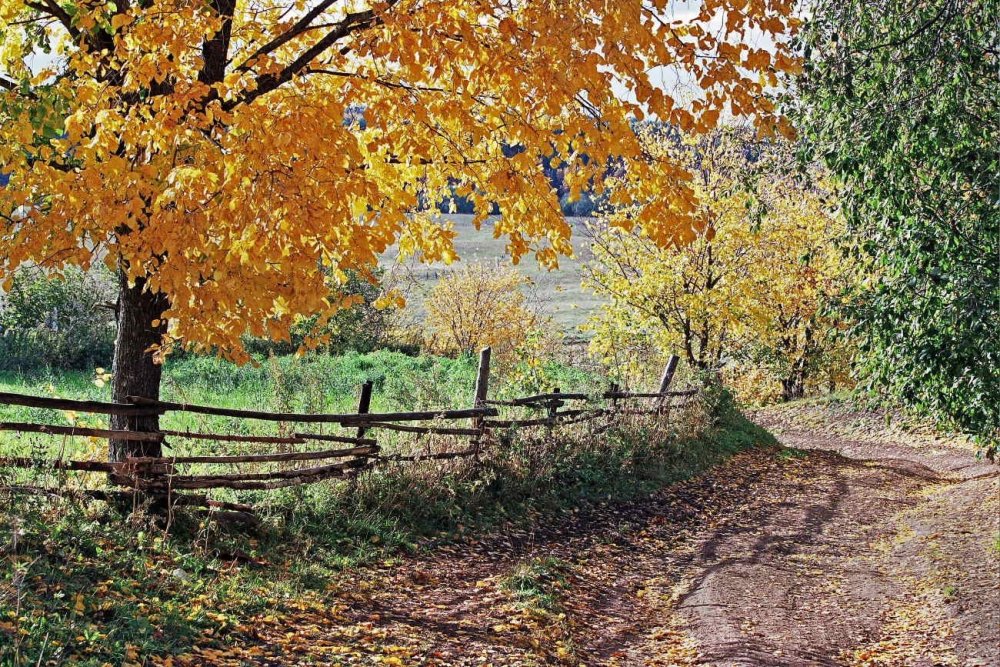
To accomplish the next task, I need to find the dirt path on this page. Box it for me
[175,404,999,666]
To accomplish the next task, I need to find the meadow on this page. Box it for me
[383,214,604,332]
[0,350,608,466]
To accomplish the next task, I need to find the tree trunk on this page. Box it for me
[781,326,815,402]
[781,359,807,402]
[109,274,169,462]
[781,377,803,402]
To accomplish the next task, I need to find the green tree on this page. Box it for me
[794,0,1000,451]
[0,267,117,370]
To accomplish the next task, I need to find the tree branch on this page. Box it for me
[200,0,237,86]
[24,0,80,40]
[307,68,446,93]
[234,0,343,74]
[225,1,399,111]
[0,75,41,101]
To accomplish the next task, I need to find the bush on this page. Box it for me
[0,267,116,371]
[423,263,541,363]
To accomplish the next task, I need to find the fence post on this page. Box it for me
[350,379,376,488]
[355,380,373,439]
[471,347,491,451]
[608,382,620,412]
[656,355,680,410]
[547,387,561,433]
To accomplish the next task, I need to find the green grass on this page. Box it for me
[501,557,571,612]
[0,349,602,416]
[776,447,809,460]
[0,349,601,458]
[0,349,607,514]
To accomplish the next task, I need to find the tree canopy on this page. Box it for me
[1,0,800,362]
[584,127,848,399]
[795,0,999,446]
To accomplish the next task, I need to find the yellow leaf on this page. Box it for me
[111,14,132,31]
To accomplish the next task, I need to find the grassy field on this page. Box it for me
[383,214,604,332]
[0,350,605,462]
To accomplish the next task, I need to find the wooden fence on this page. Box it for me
[0,350,695,513]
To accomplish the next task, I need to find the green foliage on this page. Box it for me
[694,380,779,453]
[0,267,116,371]
[795,0,1000,451]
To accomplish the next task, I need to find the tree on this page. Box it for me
[0,266,116,370]
[736,178,849,400]
[794,0,999,448]
[245,268,394,356]
[424,263,538,363]
[583,128,848,401]
[0,0,800,460]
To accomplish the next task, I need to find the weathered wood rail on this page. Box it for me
[0,351,695,512]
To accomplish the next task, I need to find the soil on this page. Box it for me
[176,401,999,666]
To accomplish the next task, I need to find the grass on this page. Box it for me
[0,349,601,459]
[501,557,571,612]
[0,353,773,666]
[776,447,809,460]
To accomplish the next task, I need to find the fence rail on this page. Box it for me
[0,351,696,513]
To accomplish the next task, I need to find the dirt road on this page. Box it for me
[177,403,999,666]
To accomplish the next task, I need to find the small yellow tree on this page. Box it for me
[584,128,849,401]
[424,264,538,362]
[738,180,851,400]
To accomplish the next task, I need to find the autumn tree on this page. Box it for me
[735,179,849,400]
[584,128,847,401]
[424,263,538,362]
[0,0,800,459]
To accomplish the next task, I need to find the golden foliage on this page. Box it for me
[1,0,800,361]
[584,127,850,401]
[423,263,538,362]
